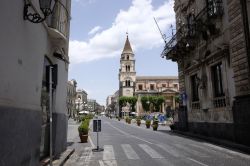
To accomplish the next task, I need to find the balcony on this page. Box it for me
[161,2,223,61]
[46,2,70,43]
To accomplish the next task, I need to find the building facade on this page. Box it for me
[76,89,88,113]
[67,79,77,118]
[135,76,179,115]
[0,0,71,165]
[119,36,137,97]
[162,0,250,146]
[118,36,179,116]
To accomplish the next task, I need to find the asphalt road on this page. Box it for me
[65,116,250,166]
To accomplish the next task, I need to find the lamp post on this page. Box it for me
[77,97,81,121]
[23,0,54,23]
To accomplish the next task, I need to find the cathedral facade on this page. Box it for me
[118,36,179,115]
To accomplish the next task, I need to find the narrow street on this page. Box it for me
[65,117,250,166]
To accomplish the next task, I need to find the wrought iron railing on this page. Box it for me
[213,96,226,108]
[47,2,70,37]
[191,101,200,109]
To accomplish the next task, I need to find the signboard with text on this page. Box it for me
[93,119,101,132]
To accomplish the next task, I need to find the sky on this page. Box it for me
[68,0,178,106]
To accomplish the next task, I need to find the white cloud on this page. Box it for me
[88,26,102,35]
[69,0,175,64]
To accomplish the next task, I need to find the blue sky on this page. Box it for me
[68,0,178,105]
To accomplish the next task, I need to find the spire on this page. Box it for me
[122,34,133,54]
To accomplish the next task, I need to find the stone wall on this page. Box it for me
[228,0,250,96]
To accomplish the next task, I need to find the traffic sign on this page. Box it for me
[93,119,101,132]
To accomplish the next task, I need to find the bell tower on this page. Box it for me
[119,35,136,97]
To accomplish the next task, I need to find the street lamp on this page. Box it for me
[77,97,81,118]
[23,0,54,23]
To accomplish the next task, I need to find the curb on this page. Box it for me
[171,130,250,154]
[40,148,75,166]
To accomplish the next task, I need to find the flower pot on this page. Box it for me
[146,123,150,128]
[137,122,141,126]
[152,125,158,131]
[79,134,88,143]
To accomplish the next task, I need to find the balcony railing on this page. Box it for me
[213,96,226,108]
[191,101,200,110]
[161,2,223,60]
[47,2,70,38]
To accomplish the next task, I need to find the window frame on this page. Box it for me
[190,74,199,102]
[211,62,224,97]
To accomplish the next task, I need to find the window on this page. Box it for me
[138,84,143,90]
[207,0,223,17]
[173,84,178,89]
[211,63,224,97]
[127,55,129,60]
[125,80,131,87]
[162,84,166,88]
[191,74,199,101]
[187,14,196,37]
[150,84,155,90]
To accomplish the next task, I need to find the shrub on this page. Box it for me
[78,121,89,135]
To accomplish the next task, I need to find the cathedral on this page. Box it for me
[118,35,179,115]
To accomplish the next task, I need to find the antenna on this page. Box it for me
[154,17,166,43]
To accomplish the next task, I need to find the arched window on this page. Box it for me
[128,65,130,71]
[127,55,129,60]
[128,80,131,86]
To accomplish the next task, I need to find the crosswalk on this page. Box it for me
[65,142,250,166]
[65,143,205,166]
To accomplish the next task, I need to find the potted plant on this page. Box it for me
[152,118,159,131]
[145,119,151,128]
[78,121,89,143]
[136,117,141,126]
[127,117,132,124]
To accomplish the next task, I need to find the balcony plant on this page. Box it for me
[78,121,89,143]
[145,119,151,128]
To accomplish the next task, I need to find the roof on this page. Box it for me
[122,35,133,54]
[136,76,178,80]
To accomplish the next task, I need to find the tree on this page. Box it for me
[127,96,137,112]
[151,96,165,112]
[118,96,137,112]
[141,96,150,112]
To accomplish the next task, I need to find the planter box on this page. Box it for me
[79,134,88,143]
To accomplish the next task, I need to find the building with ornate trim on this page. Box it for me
[118,36,179,116]
[161,0,250,146]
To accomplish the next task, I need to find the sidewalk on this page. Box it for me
[40,118,91,166]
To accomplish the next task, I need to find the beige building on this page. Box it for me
[118,36,179,116]
[76,89,88,113]
[162,0,250,146]
[67,79,77,118]
[0,0,71,164]
[135,76,179,114]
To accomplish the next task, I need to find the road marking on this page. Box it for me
[99,160,118,166]
[139,144,164,159]
[189,144,232,158]
[121,144,140,160]
[156,144,181,158]
[202,143,250,159]
[103,145,115,160]
[186,157,208,166]
[175,144,209,158]
[89,135,95,148]
[106,122,153,144]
